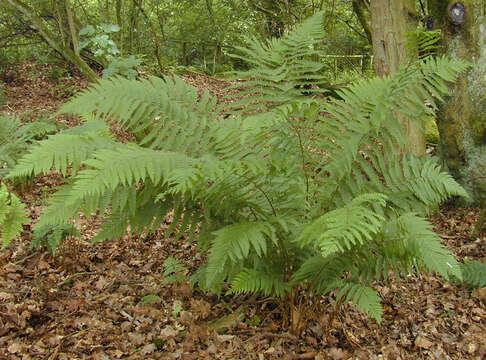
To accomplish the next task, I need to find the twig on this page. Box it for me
[0,287,29,294]
[56,271,99,288]
[13,252,37,265]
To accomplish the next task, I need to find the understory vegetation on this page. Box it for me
[2,13,483,335]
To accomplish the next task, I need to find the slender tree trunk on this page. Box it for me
[370,0,425,156]
[352,0,372,45]
[132,0,164,74]
[65,0,79,57]
[428,0,486,201]
[127,0,138,54]
[116,0,123,51]
[5,0,99,82]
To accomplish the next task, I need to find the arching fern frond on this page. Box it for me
[59,76,220,156]
[228,11,329,114]
[0,115,58,175]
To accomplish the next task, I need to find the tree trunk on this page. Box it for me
[5,0,99,83]
[65,0,79,58]
[428,0,486,202]
[352,0,372,45]
[370,0,426,157]
[116,0,123,50]
[127,0,139,54]
[132,0,164,74]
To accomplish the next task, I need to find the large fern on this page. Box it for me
[8,13,473,326]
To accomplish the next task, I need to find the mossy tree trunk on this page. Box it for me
[428,0,486,201]
[370,0,426,156]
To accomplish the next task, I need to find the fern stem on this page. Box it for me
[294,124,310,203]
[238,174,277,217]
[285,117,310,204]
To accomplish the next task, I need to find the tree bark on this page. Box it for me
[370,0,426,157]
[428,0,486,201]
[4,0,99,83]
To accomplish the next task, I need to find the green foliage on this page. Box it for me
[228,12,330,113]
[425,116,440,144]
[0,115,58,176]
[78,24,121,57]
[0,182,27,249]
[9,13,472,325]
[141,294,162,305]
[459,260,486,288]
[103,55,141,80]
[161,256,188,285]
[406,28,442,59]
[78,23,140,79]
[31,224,80,255]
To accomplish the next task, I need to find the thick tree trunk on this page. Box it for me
[4,0,99,83]
[428,0,486,201]
[370,0,426,156]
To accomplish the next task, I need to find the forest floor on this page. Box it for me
[0,63,485,360]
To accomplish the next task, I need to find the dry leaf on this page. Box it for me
[328,347,348,360]
[141,343,156,355]
[415,335,434,349]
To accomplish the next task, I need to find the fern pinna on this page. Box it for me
[9,12,472,329]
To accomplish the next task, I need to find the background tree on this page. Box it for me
[427,0,486,201]
[3,0,99,82]
[369,0,426,156]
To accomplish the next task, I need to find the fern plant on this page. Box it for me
[9,13,472,331]
[0,182,27,249]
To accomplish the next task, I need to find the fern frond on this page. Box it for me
[228,11,328,113]
[0,115,58,175]
[228,268,290,298]
[337,282,383,323]
[0,183,27,249]
[8,120,115,178]
[204,222,276,287]
[383,156,469,214]
[295,193,387,256]
[32,223,80,255]
[406,28,442,59]
[459,260,486,288]
[59,76,220,156]
[392,213,461,280]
